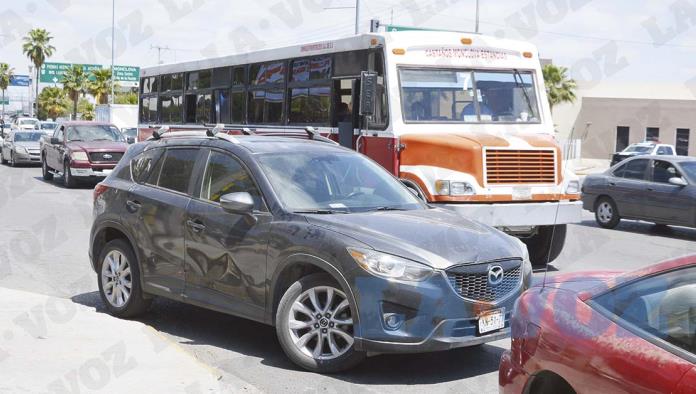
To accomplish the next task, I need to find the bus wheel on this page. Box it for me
[522,225,567,268]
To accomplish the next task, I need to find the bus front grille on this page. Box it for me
[485,149,556,185]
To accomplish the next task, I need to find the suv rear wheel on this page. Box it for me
[97,239,151,318]
[275,273,365,373]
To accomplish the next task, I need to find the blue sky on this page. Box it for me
[0,0,695,88]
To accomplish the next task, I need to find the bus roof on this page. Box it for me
[141,31,540,77]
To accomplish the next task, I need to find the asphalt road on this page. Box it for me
[1,163,695,393]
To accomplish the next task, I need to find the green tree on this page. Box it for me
[81,102,95,120]
[22,28,56,116]
[114,91,138,105]
[62,65,88,119]
[0,63,14,119]
[37,86,68,121]
[88,68,112,104]
[542,64,577,113]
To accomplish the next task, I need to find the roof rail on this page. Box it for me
[150,125,170,140]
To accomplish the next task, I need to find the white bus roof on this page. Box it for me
[141,31,540,77]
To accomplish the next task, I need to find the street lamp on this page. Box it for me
[110,0,115,104]
[28,64,33,117]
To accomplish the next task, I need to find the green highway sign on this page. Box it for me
[383,24,465,33]
[0,98,8,105]
[40,62,102,84]
[113,65,140,86]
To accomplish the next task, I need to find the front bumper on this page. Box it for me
[499,349,529,393]
[14,151,41,163]
[351,267,529,354]
[437,201,582,227]
[69,166,114,178]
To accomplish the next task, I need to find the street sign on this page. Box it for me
[0,98,8,105]
[9,75,31,87]
[40,62,102,84]
[383,24,466,33]
[113,65,140,87]
[359,71,378,116]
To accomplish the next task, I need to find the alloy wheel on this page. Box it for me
[597,202,613,223]
[287,286,354,360]
[100,250,132,308]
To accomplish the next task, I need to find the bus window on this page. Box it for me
[216,90,231,123]
[185,93,212,123]
[289,87,330,124]
[160,95,182,124]
[231,91,245,123]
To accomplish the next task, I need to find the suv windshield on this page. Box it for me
[14,132,43,142]
[400,68,540,123]
[67,125,124,142]
[258,151,424,213]
[19,119,39,126]
[40,123,56,130]
[624,145,653,153]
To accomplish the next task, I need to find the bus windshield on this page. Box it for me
[399,68,540,124]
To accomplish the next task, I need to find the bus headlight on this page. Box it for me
[565,180,580,194]
[435,180,475,196]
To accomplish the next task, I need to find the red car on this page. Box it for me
[500,256,696,393]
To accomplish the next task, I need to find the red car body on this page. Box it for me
[499,256,696,393]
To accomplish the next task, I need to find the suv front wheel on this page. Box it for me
[97,239,152,318]
[275,273,365,373]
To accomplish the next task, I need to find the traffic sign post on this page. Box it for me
[40,62,105,84]
[113,65,140,87]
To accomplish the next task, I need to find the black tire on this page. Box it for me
[63,160,77,188]
[97,239,152,318]
[594,196,620,229]
[275,273,365,373]
[42,156,53,180]
[522,225,567,268]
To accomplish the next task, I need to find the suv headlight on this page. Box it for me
[70,151,89,161]
[565,180,580,194]
[348,248,433,281]
[435,180,475,196]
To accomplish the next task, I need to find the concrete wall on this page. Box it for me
[564,97,696,160]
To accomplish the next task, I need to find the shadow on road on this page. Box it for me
[32,176,97,190]
[71,291,505,385]
[577,219,696,242]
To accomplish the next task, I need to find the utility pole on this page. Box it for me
[150,44,170,64]
[475,0,480,33]
[323,0,361,35]
[110,0,115,104]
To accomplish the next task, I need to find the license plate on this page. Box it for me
[478,308,505,334]
[512,186,532,200]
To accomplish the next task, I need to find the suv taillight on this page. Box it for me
[94,183,109,201]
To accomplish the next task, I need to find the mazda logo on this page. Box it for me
[102,154,113,160]
[488,265,504,286]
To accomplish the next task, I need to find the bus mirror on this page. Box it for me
[359,71,378,117]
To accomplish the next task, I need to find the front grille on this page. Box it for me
[446,260,522,303]
[89,152,123,163]
[485,149,556,185]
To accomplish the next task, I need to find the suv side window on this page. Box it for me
[54,126,64,141]
[651,160,680,183]
[593,266,696,356]
[657,146,670,155]
[200,151,263,209]
[131,148,164,183]
[620,159,649,180]
[155,148,199,194]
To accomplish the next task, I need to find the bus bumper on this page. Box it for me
[435,201,583,227]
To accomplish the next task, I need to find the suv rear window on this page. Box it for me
[156,149,199,194]
[131,148,164,183]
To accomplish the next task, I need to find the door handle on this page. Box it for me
[647,187,655,192]
[186,219,206,233]
[126,200,141,213]
[608,182,616,186]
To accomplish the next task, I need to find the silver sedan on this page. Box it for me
[1,131,43,167]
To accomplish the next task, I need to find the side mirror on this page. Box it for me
[126,137,135,144]
[50,137,61,145]
[220,192,255,214]
[668,177,688,187]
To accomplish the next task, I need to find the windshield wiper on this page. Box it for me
[368,206,407,212]
[513,69,535,120]
[292,209,348,214]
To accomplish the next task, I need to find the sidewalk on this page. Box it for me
[0,287,255,393]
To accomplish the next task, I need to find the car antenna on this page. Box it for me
[542,123,581,292]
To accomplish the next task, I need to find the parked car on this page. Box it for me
[40,121,129,188]
[121,127,138,143]
[90,130,532,373]
[582,156,696,229]
[0,131,43,166]
[499,255,696,393]
[611,142,676,166]
[39,121,58,133]
[10,117,40,132]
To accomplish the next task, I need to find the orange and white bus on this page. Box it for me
[138,30,582,265]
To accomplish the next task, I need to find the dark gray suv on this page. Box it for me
[90,131,532,372]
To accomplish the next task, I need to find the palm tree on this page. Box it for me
[88,68,112,104]
[38,86,68,121]
[81,102,95,120]
[62,65,88,120]
[22,28,56,116]
[542,64,577,113]
[0,63,14,119]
